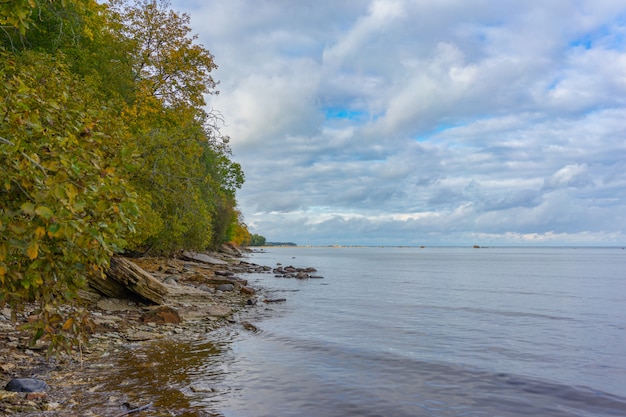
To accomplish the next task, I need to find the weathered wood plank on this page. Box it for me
[89,257,169,304]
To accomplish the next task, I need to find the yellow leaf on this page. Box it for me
[0,244,6,261]
[26,242,39,260]
[65,183,77,203]
[62,317,74,332]
[0,265,6,276]
[35,227,46,238]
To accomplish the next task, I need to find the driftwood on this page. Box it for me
[89,257,168,304]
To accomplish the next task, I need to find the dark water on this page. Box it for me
[99,247,626,416]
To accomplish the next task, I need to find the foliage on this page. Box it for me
[0,0,47,35]
[110,0,245,253]
[0,0,250,354]
[249,234,267,246]
[0,50,138,353]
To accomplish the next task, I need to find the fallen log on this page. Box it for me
[89,257,169,304]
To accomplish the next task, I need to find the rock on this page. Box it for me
[125,331,161,341]
[263,298,287,303]
[310,275,324,279]
[4,378,49,393]
[241,321,259,332]
[215,270,235,276]
[46,402,62,411]
[97,298,139,312]
[0,363,16,373]
[25,392,48,400]
[140,306,181,324]
[221,243,242,256]
[216,284,235,292]
[240,286,255,295]
[204,277,247,287]
[295,272,309,279]
[205,305,231,317]
[246,298,258,305]
[182,251,228,265]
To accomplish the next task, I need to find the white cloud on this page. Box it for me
[170,0,626,246]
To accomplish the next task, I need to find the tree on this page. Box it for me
[108,0,245,253]
[0,0,249,354]
[0,50,139,353]
[108,0,217,109]
[250,234,267,246]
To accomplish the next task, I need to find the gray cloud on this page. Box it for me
[172,0,626,245]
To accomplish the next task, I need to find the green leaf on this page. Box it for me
[35,206,54,220]
[21,202,36,215]
[8,222,27,234]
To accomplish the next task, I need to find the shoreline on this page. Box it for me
[0,249,275,416]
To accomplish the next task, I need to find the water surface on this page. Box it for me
[96,247,626,416]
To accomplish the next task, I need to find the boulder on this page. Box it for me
[5,378,49,393]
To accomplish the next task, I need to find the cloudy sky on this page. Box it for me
[171,0,626,246]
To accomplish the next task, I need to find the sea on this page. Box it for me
[99,246,626,417]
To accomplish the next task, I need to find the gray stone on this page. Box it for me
[216,284,235,292]
[5,378,49,393]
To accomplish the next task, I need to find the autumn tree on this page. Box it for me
[0,50,139,353]
[0,0,249,353]
[108,0,245,253]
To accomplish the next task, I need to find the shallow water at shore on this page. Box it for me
[22,246,625,416]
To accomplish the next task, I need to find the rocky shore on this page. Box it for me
[0,247,288,416]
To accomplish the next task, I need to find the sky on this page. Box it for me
[170,0,626,246]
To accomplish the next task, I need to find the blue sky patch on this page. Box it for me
[325,108,369,121]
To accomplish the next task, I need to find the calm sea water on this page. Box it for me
[217,246,626,417]
[95,246,626,417]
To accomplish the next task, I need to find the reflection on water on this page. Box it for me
[51,326,626,417]
[52,328,238,417]
[218,331,626,417]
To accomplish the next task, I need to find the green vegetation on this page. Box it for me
[249,234,267,246]
[0,0,249,354]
